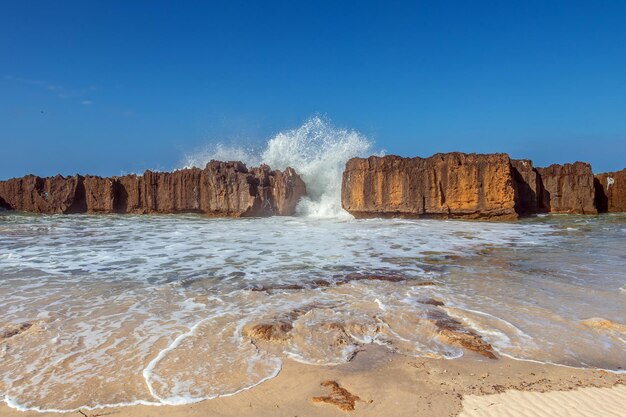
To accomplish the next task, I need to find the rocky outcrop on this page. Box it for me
[510,159,541,215]
[0,174,86,214]
[535,162,597,214]
[594,169,626,213]
[0,161,306,217]
[342,153,609,219]
[342,153,519,220]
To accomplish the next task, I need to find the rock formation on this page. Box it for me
[3,152,622,219]
[510,159,541,215]
[0,161,306,217]
[342,153,519,220]
[535,162,597,214]
[594,169,626,213]
[342,153,610,219]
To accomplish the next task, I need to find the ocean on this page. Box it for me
[1,213,625,411]
[1,118,625,411]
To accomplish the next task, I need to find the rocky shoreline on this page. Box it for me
[0,153,624,219]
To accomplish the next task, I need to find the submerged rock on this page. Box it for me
[341,153,519,220]
[581,318,626,334]
[595,169,626,213]
[243,321,294,344]
[0,161,307,217]
[0,321,45,341]
[426,309,498,359]
[1,322,33,340]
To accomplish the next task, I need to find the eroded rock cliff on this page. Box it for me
[595,169,626,213]
[342,153,607,220]
[0,161,306,217]
[535,162,597,214]
[341,153,518,220]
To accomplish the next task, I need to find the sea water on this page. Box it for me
[1,118,625,411]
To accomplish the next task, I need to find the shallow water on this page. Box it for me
[0,213,625,411]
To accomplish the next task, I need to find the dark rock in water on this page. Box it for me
[1,322,34,340]
[0,161,307,217]
[426,309,498,359]
[595,169,626,213]
[343,272,407,283]
[418,298,445,306]
[249,283,308,292]
[535,162,597,214]
[342,153,519,220]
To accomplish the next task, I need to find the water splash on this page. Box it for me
[181,143,261,170]
[262,117,374,217]
[181,117,376,217]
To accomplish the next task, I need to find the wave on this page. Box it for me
[181,116,376,217]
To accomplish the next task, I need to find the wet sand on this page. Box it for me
[2,345,623,417]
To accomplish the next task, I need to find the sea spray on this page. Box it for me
[181,116,375,217]
[182,143,261,171]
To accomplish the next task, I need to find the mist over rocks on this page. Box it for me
[0,161,307,217]
[342,152,618,220]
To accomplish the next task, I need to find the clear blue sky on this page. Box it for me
[2,0,625,178]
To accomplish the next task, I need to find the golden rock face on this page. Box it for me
[0,161,307,217]
[536,162,597,214]
[342,153,519,220]
[342,152,608,220]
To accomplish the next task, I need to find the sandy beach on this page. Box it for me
[2,345,623,417]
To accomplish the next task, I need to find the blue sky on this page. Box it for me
[1,0,626,178]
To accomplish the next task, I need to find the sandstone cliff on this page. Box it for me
[342,153,606,220]
[0,161,306,217]
[535,162,597,214]
[595,169,626,212]
[341,153,518,220]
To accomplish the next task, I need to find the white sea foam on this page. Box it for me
[1,201,626,411]
[261,116,375,217]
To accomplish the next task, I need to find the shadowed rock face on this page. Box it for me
[342,153,519,220]
[535,162,597,214]
[510,159,541,215]
[595,169,626,213]
[0,161,306,217]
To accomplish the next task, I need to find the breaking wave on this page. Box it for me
[181,117,376,217]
